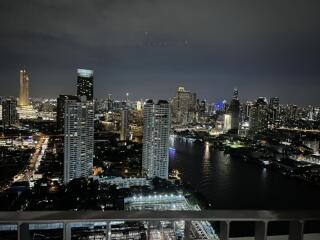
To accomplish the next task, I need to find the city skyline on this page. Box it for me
[1,68,319,108]
[1,0,320,105]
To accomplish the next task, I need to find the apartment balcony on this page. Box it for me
[0,210,319,240]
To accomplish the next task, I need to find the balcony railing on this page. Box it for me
[0,210,319,240]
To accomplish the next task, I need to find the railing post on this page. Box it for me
[160,220,164,235]
[219,221,230,240]
[289,220,304,240]
[17,223,30,240]
[105,221,110,240]
[63,222,71,240]
[146,221,151,240]
[184,220,191,240]
[255,221,268,240]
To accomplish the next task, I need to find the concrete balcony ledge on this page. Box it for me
[230,234,320,240]
[0,210,319,240]
[1,210,320,223]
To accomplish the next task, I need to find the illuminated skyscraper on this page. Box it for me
[224,114,232,132]
[120,108,129,141]
[77,69,94,100]
[136,101,142,111]
[18,70,30,106]
[16,70,37,119]
[171,87,196,124]
[64,96,94,184]
[142,100,171,179]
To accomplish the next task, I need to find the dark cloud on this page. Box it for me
[0,0,320,104]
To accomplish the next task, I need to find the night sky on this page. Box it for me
[0,0,320,105]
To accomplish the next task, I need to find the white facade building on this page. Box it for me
[97,177,151,189]
[224,114,232,133]
[63,96,94,184]
[142,100,171,179]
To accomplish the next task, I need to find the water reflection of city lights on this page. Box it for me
[204,142,210,161]
[169,147,176,158]
[262,168,267,177]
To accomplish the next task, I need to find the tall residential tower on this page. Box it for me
[64,69,95,184]
[142,100,171,179]
[120,108,129,141]
[63,96,94,184]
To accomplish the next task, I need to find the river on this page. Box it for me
[169,136,320,209]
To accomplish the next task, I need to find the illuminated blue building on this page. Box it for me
[215,101,225,111]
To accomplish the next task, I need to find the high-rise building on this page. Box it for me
[249,97,269,133]
[244,101,253,119]
[18,70,30,106]
[16,70,37,119]
[313,107,320,121]
[107,94,113,112]
[171,87,196,124]
[142,100,171,179]
[224,114,232,132]
[77,69,94,101]
[289,105,298,120]
[56,95,79,132]
[269,97,279,109]
[269,97,280,123]
[64,96,94,184]
[2,98,17,127]
[226,88,240,132]
[233,88,239,100]
[136,101,142,111]
[199,100,206,115]
[120,108,129,141]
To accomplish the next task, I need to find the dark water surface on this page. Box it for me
[169,136,320,210]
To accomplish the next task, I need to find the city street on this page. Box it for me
[13,134,49,183]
